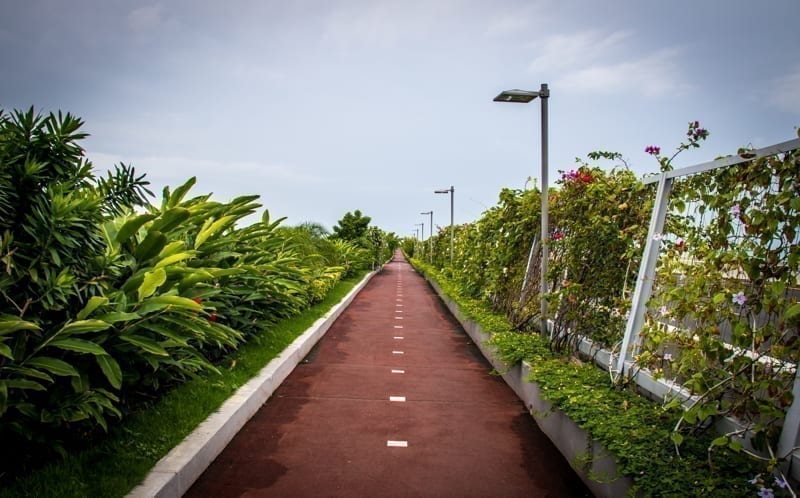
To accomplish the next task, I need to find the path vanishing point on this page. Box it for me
[185,252,592,497]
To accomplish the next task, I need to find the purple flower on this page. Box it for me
[732,292,747,306]
[758,487,775,498]
[729,204,741,217]
[774,476,789,489]
[749,474,762,485]
[645,145,661,155]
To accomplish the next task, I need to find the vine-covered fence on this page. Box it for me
[419,128,800,482]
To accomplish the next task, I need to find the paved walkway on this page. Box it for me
[186,253,591,497]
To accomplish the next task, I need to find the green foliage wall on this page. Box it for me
[0,108,370,473]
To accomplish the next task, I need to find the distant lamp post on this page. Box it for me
[421,210,433,260]
[493,83,550,336]
[415,223,424,243]
[434,186,454,265]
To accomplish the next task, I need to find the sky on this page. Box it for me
[2,0,798,238]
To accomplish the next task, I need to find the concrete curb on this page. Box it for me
[127,270,377,498]
[423,275,634,498]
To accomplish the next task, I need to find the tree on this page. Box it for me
[331,210,371,241]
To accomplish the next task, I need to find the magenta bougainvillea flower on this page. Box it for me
[645,145,661,155]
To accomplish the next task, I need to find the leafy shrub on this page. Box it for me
[0,108,366,477]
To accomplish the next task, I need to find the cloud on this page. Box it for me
[88,152,322,197]
[127,5,164,34]
[319,0,461,50]
[530,30,633,72]
[529,30,691,98]
[485,13,530,37]
[768,67,800,113]
[559,48,692,98]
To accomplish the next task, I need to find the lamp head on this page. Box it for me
[493,89,540,103]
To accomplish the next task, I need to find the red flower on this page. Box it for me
[209,312,218,323]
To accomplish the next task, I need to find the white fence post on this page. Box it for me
[616,173,672,376]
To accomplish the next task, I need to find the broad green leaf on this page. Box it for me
[137,295,203,315]
[711,436,728,447]
[158,241,186,258]
[138,267,167,301]
[0,342,12,360]
[71,373,89,393]
[670,432,684,446]
[5,379,46,391]
[119,334,169,356]
[154,251,195,269]
[48,338,108,355]
[0,315,41,336]
[26,357,79,377]
[786,303,800,321]
[116,213,156,244]
[194,215,235,249]
[139,323,190,346]
[150,207,191,233]
[135,230,168,262]
[95,311,141,323]
[166,177,197,208]
[178,270,216,291]
[4,366,53,382]
[77,296,109,320]
[59,319,112,335]
[96,355,122,389]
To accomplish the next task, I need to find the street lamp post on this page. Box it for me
[493,83,550,337]
[434,186,454,265]
[421,210,433,261]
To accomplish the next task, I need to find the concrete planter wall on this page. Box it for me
[425,277,635,498]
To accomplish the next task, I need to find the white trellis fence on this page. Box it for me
[612,136,800,475]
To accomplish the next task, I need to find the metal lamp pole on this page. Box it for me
[435,186,454,266]
[421,210,433,261]
[493,84,550,336]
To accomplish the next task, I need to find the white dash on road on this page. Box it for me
[392,351,404,355]
[391,369,405,374]
[389,396,406,402]
[394,317,403,320]
[387,440,408,447]
[394,325,404,329]
[393,336,403,340]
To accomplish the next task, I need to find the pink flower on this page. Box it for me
[729,204,741,217]
[645,145,661,155]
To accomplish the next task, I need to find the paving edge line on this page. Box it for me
[420,273,634,498]
[127,270,378,498]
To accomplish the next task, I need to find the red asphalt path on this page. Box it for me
[186,253,592,497]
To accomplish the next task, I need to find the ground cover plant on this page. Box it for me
[412,259,765,497]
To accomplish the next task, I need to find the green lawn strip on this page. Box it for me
[411,259,760,497]
[0,272,367,498]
